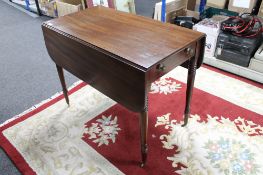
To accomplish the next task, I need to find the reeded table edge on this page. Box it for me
[42,22,205,71]
[42,22,149,72]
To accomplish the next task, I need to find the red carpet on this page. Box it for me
[82,77,263,175]
[0,66,262,175]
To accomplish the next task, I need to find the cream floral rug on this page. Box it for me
[1,66,263,175]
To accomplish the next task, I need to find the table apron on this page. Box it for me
[148,43,196,82]
[43,28,148,112]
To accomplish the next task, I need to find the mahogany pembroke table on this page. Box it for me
[42,6,206,167]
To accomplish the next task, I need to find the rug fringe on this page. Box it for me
[0,81,83,127]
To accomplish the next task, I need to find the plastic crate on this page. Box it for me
[200,7,238,19]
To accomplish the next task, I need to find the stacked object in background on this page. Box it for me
[153,0,188,22]
[56,0,84,17]
[193,18,221,57]
[40,0,136,17]
[193,15,229,58]
[153,0,263,83]
[215,32,261,67]
[214,14,262,67]
[249,43,263,73]
[228,0,257,14]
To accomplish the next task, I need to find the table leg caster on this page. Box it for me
[140,110,148,168]
[140,144,148,168]
[182,113,190,127]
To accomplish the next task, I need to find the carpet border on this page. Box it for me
[0,82,87,175]
[0,65,262,175]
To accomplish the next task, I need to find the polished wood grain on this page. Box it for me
[182,38,202,127]
[43,6,204,70]
[42,6,206,167]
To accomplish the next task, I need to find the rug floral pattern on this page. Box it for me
[1,67,263,175]
[84,115,121,146]
[2,86,122,175]
[150,77,182,95]
[155,114,263,175]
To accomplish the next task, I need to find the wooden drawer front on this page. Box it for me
[148,43,196,82]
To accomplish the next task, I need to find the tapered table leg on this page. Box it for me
[56,64,70,105]
[182,42,200,127]
[139,109,148,167]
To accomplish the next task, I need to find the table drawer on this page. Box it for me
[149,43,196,82]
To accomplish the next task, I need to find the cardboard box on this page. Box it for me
[168,9,200,22]
[196,0,227,9]
[166,8,185,23]
[154,0,188,22]
[193,18,220,57]
[56,0,83,17]
[228,0,256,14]
[39,0,57,17]
[86,0,114,8]
[187,0,196,10]
[207,0,227,8]
[114,0,136,14]
[185,9,200,19]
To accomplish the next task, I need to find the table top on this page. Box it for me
[43,6,205,70]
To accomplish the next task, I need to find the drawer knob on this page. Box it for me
[185,48,194,57]
[157,64,166,71]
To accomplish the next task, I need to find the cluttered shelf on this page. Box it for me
[9,0,136,17]
[9,0,263,83]
[153,0,263,83]
[204,56,263,83]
